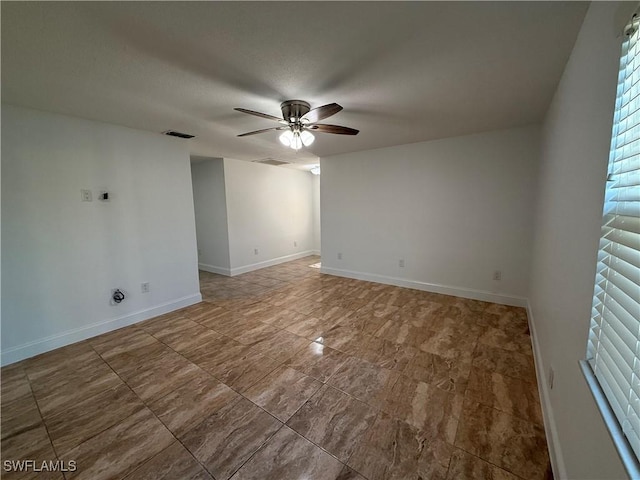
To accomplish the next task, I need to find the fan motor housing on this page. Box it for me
[280,100,310,122]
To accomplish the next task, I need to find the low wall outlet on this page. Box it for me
[294,241,297,247]
[337,252,343,260]
[141,282,150,293]
[254,248,259,255]
[548,367,555,390]
[399,259,405,268]
[493,270,502,281]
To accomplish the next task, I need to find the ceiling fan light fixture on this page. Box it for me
[300,130,315,146]
[291,132,303,150]
[279,130,294,146]
[280,129,309,150]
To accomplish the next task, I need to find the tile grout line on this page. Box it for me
[451,444,531,480]
[88,339,228,480]
[448,338,478,479]
[18,364,67,479]
[156,302,379,477]
[139,313,299,480]
[24,346,145,459]
[222,422,288,480]
[450,333,545,480]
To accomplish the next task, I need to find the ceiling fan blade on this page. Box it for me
[309,124,359,135]
[234,108,284,123]
[302,103,343,123]
[238,126,287,137]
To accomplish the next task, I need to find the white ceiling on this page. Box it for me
[2,1,588,167]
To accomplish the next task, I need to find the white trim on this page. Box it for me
[198,263,232,276]
[229,250,318,276]
[320,266,528,307]
[526,301,567,480]
[0,293,202,366]
[580,360,640,479]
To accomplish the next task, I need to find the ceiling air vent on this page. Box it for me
[163,130,196,139]
[253,158,290,166]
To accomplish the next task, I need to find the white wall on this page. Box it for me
[223,159,317,274]
[191,158,231,274]
[1,105,201,365]
[312,174,321,252]
[320,125,539,305]
[529,3,629,479]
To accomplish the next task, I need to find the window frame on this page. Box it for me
[582,10,640,480]
[581,361,640,479]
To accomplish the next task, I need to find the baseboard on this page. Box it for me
[319,266,528,307]
[0,293,202,366]
[526,301,567,480]
[198,263,231,276]
[229,250,318,276]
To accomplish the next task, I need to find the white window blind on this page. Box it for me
[586,13,640,466]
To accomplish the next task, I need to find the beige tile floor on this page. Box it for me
[1,255,552,480]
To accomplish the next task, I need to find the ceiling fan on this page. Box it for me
[235,100,359,150]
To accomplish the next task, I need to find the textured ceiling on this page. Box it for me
[1,1,588,167]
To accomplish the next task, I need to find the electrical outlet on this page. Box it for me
[254,248,259,255]
[141,282,150,293]
[294,241,297,247]
[493,270,502,281]
[337,252,342,260]
[399,259,405,268]
[198,249,202,256]
[81,189,92,202]
[548,367,555,390]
